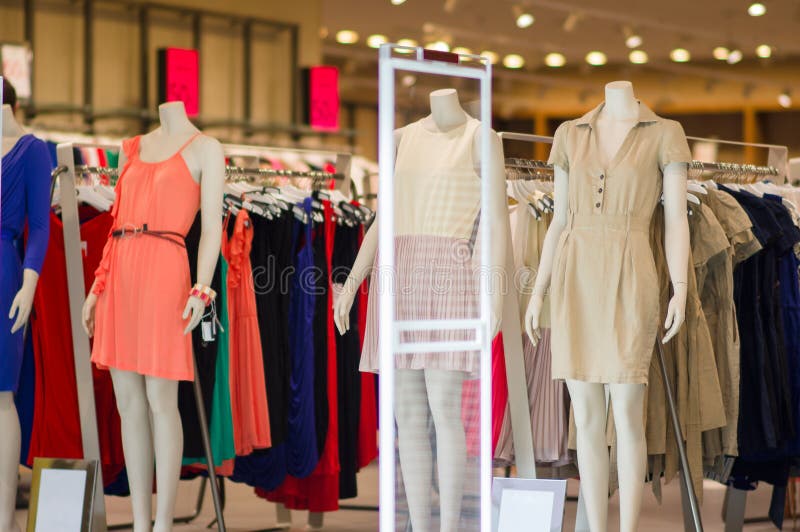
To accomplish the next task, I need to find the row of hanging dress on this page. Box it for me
[19,150,379,513]
[490,162,800,525]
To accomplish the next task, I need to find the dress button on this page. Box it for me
[600,174,605,180]
[595,202,601,208]
[598,187,603,193]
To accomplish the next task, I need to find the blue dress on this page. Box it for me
[1,134,51,392]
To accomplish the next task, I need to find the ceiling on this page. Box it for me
[322,0,800,68]
[320,0,800,116]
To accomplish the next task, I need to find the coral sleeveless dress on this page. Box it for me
[91,134,202,381]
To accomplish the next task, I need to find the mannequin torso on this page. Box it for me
[594,82,640,168]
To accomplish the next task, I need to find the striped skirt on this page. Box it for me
[360,234,480,375]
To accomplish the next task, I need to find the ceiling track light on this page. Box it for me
[622,26,642,49]
[756,44,772,58]
[727,49,743,64]
[748,2,766,16]
[629,50,648,64]
[563,12,582,32]
[503,53,525,69]
[335,30,359,45]
[544,52,566,67]
[585,51,607,66]
[390,0,407,5]
[512,5,535,28]
[713,46,730,61]
[670,48,691,63]
[778,89,792,108]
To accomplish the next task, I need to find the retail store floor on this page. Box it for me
[14,463,788,530]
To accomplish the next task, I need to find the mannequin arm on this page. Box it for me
[182,138,225,334]
[333,218,377,334]
[333,127,405,335]
[661,161,690,343]
[524,166,568,343]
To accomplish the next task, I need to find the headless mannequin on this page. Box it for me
[1,103,28,532]
[82,102,224,532]
[525,81,689,532]
[333,89,506,531]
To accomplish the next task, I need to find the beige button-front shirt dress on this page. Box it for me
[548,102,692,384]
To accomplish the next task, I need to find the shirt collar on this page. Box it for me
[575,101,660,129]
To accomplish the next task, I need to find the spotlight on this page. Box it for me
[748,2,766,16]
[425,41,450,52]
[452,47,473,56]
[626,35,642,49]
[391,0,407,5]
[585,51,607,66]
[367,34,388,48]
[670,48,691,62]
[335,30,359,45]
[544,52,566,67]
[756,44,772,58]
[727,49,743,64]
[481,50,499,64]
[629,50,648,64]
[503,53,525,69]
[397,38,418,53]
[713,46,729,60]
[778,90,792,108]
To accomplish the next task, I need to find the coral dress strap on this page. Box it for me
[177,132,203,153]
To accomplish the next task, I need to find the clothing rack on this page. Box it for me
[52,143,227,532]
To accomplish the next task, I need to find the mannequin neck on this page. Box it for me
[158,102,196,136]
[602,81,639,121]
[428,89,467,132]
[1,104,24,138]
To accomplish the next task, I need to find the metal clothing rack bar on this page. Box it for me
[54,143,226,531]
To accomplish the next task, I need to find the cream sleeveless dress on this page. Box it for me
[360,116,482,374]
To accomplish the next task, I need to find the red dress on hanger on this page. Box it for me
[29,208,125,485]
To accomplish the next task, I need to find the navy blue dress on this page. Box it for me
[1,135,50,392]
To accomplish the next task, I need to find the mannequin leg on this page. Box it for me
[566,380,608,532]
[425,370,466,532]
[0,393,20,532]
[608,384,646,532]
[395,369,432,532]
[110,369,154,532]
[144,376,182,532]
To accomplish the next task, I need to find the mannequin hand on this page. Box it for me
[333,279,357,335]
[8,276,37,334]
[182,295,206,334]
[524,293,544,346]
[662,283,688,344]
[82,292,98,337]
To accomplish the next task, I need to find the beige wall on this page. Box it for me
[0,0,323,138]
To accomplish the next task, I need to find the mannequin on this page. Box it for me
[525,81,690,532]
[82,101,224,531]
[1,101,29,532]
[333,88,506,531]
[1,87,52,531]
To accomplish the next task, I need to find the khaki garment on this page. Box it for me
[644,209,726,503]
[699,189,762,462]
[548,102,692,383]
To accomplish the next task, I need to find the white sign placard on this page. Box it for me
[492,477,567,532]
[498,488,554,532]
[34,469,87,531]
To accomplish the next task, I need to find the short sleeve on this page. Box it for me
[658,120,692,171]
[548,121,570,173]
